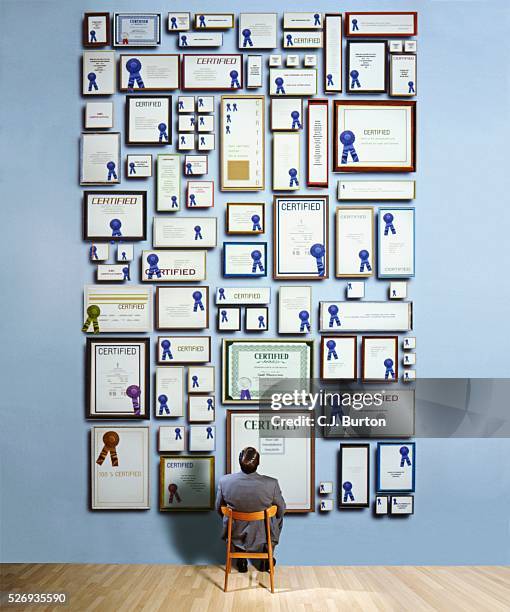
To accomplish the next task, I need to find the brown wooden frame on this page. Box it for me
[159,456,215,511]
[83,12,111,47]
[323,14,342,93]
[119,54,180,92]
[345,12,418,37]
[181,55,243,91]
[225,202,265,235]
[346,40,388,94]
[361,335,398,383]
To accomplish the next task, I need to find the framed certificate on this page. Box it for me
[245,307,269,331]
[188,396,215,423]
[91,426,150,510]
[271,98,303,132]
[227,410,315,512]
[319,301,412,332]
[156,286,209,330]
[375,495,389,514]
[159,456,214,511]
[345,12,418,37]
[273,133,301,191]
[181,55,243,90]
[86,338,150,419]
[159,427,186,452]
[273,196,329,280]
[284,13,323,29]
[126,155,152,178]
[278,286,312,334]
[335,207,374,278]
[178,33,223,47]
[223,242,268,278]
[95,264,129,282]
[83,191,147,242]
[82,51,115,96]
[246,55,263,89]
[346,41,387,94]
[307,100,329,187]
[220,95,265,191]
[157,154,181,212]
[189,425,216,452]
[390,54,417,97]
[153,217,217,248]
[238,13,278,49]
[158,336,211,364]
[184,154,209,174]
[80,132,120,186]
[155,366,184,418]
[114,13,161,47]
[83,285,152,333]
[226,203,265,235]
[215,287,271,305]
[324,14,342,93]
[390,495,414,514]
[338,180,416,200]
[194,13,234,29]
[333,101,416,172]
[187,180,214,208]
[222,339,313,404]
[378,207,415,278]
[126,96,172,145]
[283,31,323,49]
[269,69,318,96]
[119,55,179,92]
[217,307,241,331]
[339,443,369,509]
[361,336,398,383]
[320,336,357,380]
[83,13,110,47]
[377,441,416,492]
[188,366,215,394]
[141,250,207,282]
[85,102,114,130]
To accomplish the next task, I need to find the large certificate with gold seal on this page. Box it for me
[222,339,313,404]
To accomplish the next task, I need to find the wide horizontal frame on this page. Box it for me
[345,12,418,37]
[155,286,210,330]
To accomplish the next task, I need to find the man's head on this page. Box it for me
[239,447,260,474]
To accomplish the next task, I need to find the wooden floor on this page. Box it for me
[2,564,510,612]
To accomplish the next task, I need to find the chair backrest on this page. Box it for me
[221,505,277,522]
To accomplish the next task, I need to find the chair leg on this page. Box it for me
[224,551,231,592]
[265,514,275,593]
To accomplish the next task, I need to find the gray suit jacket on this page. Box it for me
[215,471,286,551]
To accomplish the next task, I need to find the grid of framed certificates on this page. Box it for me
[82,10,418,513]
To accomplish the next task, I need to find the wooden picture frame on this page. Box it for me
[159,456,215,511]
[83,12,111,47]
[361,336,399,383]
[345,12,418,37]
[157,336,211,364]
[323,14,342,93]
[119,54,179,92]
[226,203,265,235]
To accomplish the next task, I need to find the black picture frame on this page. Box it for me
[125,95,172,146]
[339,443,370,509]
[346,40,388,94]
[83,190,147,242]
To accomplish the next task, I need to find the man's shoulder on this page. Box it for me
[255,473,279,487]
[218,472,240,485]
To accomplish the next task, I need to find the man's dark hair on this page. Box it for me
[239,447,260,474]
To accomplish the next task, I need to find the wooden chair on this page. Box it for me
[221,505,277,593]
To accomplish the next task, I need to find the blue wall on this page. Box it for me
[1,0,509,565]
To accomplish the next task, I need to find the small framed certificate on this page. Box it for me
[116,243,133,261]
[223,242,268,278]
[96,264,129,282]
[273,133,301,191]
[83,13,111,47]
[119,54,179,92]
[157,154,181,212]
[220,95,265,191]
[153,217,217,248]
[157,336,211,364]
[337,180,416,200]
[156,286,209,330]
[378,207,415,278]
[333,101,416,172]
[346,41,387,94]
[245,306,269,331]
[335,207,374,278]
[215,287,271,305]
[319,301,412,332]
[375,495,389,515]
[345,12,418,37]
[187,181,214,208]
[286,55,299,68]
[278,286,312,334]
[188,366,215,394]
[390,54,417,97]
[361,336,398,383]
[114,13,161,47]
[324,15,342,93]
[189,426,216,452]
[320,336,357,381]
[80,133,121,186]
[197,116,214,132]
[159,427,186,452]
[269,69,318,96]
[194,13,234,29]
[92,427,150,510]
[377,442,416,492]
[168,13,191,32]
[339,444,370,509]
[141,250,207,282]
[217,306,241,331]
[181,116,199,134]
[246,55,263,89]
[270,98,303,132]
[86,338,150,419]
[126,155,152,178]
[83,191,147,242]
[188,396,215,423]
[283,31,323,49]
[238,13,278,49]
[178,33,223,47]
[273,196,329,280]
[197,96,215,113]
[83,285,152,333]
[85,102,114,130]
[159,456,214,511]
[126,96,172,145]
[390,495,414,515]
[155,366,184,418]
[181,54,243,90]
[307,99,328,187]
[82,51,115,95]
[284,13,323,29]
[226,203,265,235]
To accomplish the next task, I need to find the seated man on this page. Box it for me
[216,446,286,573]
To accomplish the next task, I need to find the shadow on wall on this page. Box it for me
[164,512,225,565]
